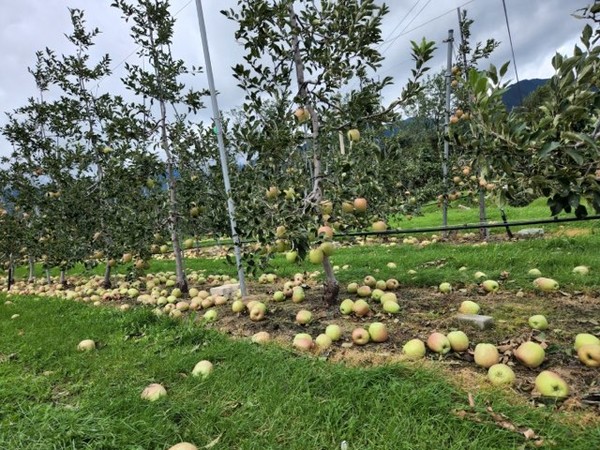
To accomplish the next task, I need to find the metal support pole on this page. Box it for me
[194,0,247,296]
[442,29,454,236]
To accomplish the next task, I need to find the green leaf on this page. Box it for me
[538,141,560,159]
[564,148,584,165]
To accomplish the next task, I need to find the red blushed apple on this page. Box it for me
[427,332,451,354]
[352,328,370,345]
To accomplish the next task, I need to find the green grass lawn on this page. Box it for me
[1,296,598,450]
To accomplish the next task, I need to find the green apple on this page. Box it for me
[375,279,387,291]
[296,309,313,325]
[427,332,451,354]
[382,300,401,314]
[372,221,387,232]
[533,277,559,292]
[191,360,213,378]
[380,292,398,304]
[347,282,359,294]
[231,300,245,313]
[528,314,548,330]
[438,282,452,293]
[387,262,397,269]
[514,341,545,368]
[403,338,426,359]
[572,265,589,275]
[371,288,384,302]
[203,309,217,322]
[315,333,333,350]
[474,271,487,280]
[535,371,569,398]
[77,339,96,351]
[363,275,377,287]
[577,344,600,367]
[386,279,399,290]
[292,286,305,303]
[325,324,342,341]
[273,291,285,302]
[458,300,480,315]
[574,333,600,350]
[474,343,499,368]
[320,241,335,257]
[308,248,324,264]
[482,279,499,293]
[340,299,354,315]
[487,363,516,386]
[285,251,298,263]
[347,128,361,142]
[368,322,388,343]
[447,330,469,352]
[527,268,542,278]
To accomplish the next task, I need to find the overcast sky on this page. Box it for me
[0,0,592,159]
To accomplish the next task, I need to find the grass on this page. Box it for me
[391,197,600,233]
[1,296,598,449]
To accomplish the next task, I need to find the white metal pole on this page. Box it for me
[194,0,247,296]
[442,29,453,235]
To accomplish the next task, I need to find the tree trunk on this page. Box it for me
[45,267,51,285]
[60,269,66,286]
[289,4,339,304]
[28,255,35,283]
[102,258,112,289]
[478,187,489,240]
[7,256,14,290]
[322,255,339,306]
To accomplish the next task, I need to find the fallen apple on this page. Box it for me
[438,282,452,294]
[574,333,600,350]
[527,268,542,278]
[352,327,370,345]
[368,322,388,343]
[487,363,516,386]
[296,309,313,325]
[528,314,548,330]
[315,333,333,350]
[325,324,342,341]
[347,282,359,294]
[446,330,469,352]
[535,370,569,398]
[474,343,499,368]
[77,339,96,352]
[572,265,589,275]
[514,341,545,368]
[427,332,451,354]
[352,299,370,317]
[481,280,499,293]
[577,343,600,367]
[251,331,271,344]
[168,443,198,450]
[382,300,401,314]
[141,383,167,401]
[340,299,354,315]
[403,338,426,359]
[192,360,213,378]
[356,285,372,298]
[458,300,480,315]
[533,277,559,292]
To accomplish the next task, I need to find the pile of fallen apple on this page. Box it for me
[3,263,599,401]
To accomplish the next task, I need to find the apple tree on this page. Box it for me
[113,0,209,293]
[223,0,435,304]
[454,2,600,218]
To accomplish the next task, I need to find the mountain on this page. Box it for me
[502,78,548,110]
